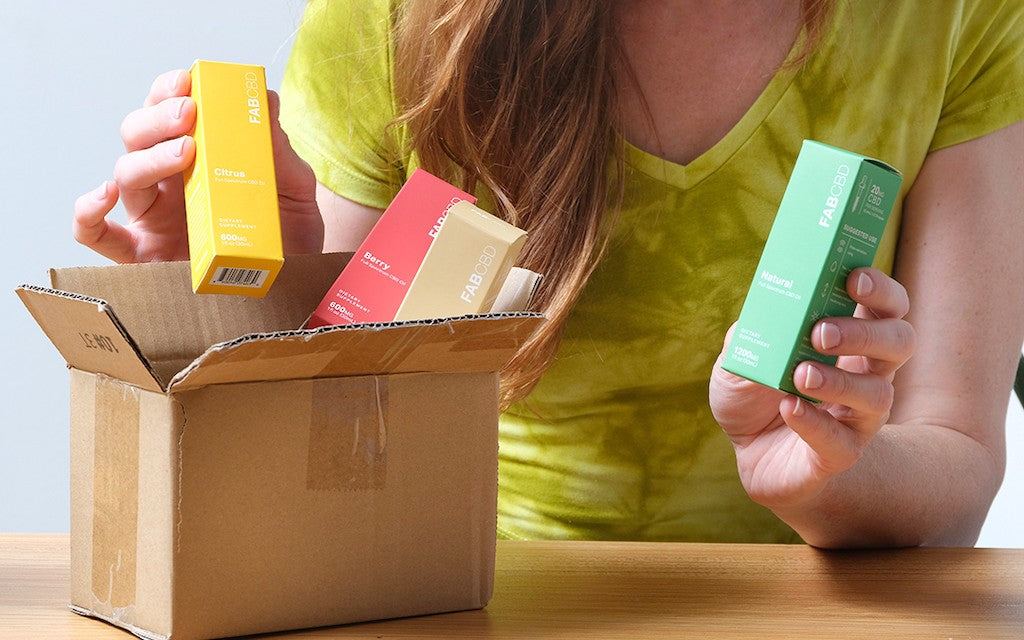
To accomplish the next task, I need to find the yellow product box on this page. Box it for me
[183,60,283,297]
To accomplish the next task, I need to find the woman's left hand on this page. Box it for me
[709,267,916,511]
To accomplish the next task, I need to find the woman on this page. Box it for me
[74,0,1024,546]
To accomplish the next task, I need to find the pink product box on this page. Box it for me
[308,169,476,328]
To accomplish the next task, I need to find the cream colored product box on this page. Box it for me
[16,253,544,640]
[394,201,528,321]
[183,60,283,298]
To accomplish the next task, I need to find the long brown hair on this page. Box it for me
[394,0,835,408]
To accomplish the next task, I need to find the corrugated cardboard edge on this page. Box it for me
[168,311,545,391]
[16,284,165,391]
[211,310,541,349]
[69,605,167,640]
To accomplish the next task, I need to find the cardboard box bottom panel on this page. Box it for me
[16,253,543,640]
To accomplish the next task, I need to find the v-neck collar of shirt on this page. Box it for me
[622,30,807,192]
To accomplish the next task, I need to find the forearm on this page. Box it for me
[774,123,1023,549]
[316,182,384,253]
[773,420,1005,548]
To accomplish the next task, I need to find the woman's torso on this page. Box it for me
[277,0,1024,542]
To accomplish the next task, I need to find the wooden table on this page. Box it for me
[2,535,1022,639]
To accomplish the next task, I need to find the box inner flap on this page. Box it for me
[49,253,351,378]
[16,286,163,391]
[169,313,545,391]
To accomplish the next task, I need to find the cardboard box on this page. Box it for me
[16,253,542,640]
[183,60,283,298]
[308,169,475,328]
[723,140,902,397]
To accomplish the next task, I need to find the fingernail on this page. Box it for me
[171,137,186,157]
[819,322,841,350]
[167,70,186,93]
[792,397,806,417]
[173,97,187,119]
[92,181,108,200]
[804,364,824,390]
[856,272,874,298]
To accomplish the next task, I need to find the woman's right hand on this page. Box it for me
[74,69,324,263]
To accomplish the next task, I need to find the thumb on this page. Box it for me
[266,89,316,204]
[709,322,786,440]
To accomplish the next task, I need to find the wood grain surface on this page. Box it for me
[1,534,1021,639]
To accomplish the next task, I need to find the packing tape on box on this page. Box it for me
[306,376,388,491]
[92,375,141,610]
[364,326,434,374]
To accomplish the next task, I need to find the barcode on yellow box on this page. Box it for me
[210,267,271,288]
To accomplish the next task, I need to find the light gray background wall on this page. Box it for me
[1,2,1022,547]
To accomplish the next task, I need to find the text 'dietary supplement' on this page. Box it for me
[723,140,902,398]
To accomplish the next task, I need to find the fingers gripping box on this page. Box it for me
[16,253,543,640]
[183,60,283,298]
[723,140,902,397]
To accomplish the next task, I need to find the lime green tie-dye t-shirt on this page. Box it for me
[280,0,1024,542]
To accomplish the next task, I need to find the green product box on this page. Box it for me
[723,140,902,398]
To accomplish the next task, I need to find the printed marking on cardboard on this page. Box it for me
[79,332,120,354]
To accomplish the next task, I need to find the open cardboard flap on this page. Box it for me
[18,252,544,392]
[168,312,542,391]
[16,286,164,392]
